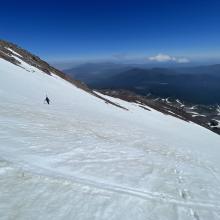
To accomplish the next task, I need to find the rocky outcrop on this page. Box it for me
[98,89,220,135]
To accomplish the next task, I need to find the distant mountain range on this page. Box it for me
[64,63,220,104]
[64,62,132,84]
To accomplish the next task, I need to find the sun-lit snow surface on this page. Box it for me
[1,54,220,220]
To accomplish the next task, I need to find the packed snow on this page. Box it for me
[1,55,220,220]
[5,47,23,57]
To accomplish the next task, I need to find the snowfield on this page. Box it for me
[1,55,220,220]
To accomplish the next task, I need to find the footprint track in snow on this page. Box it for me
[190,209,200,220]
[174,165,201,220]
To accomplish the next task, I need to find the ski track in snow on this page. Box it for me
[1,57,220,220]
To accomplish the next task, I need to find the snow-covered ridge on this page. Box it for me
[1,42,220,220]
[0,39,90,90]
[0,40,129,111]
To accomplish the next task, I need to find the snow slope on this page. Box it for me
[1,54,220,220]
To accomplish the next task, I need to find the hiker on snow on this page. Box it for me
[44,96,50,105]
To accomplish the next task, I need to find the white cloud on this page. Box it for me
[149,53,175,62]
[149,53,190,63]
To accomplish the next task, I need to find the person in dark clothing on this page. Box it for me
[44,96,50,104]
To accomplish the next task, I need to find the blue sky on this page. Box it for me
[1,0,220,66]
